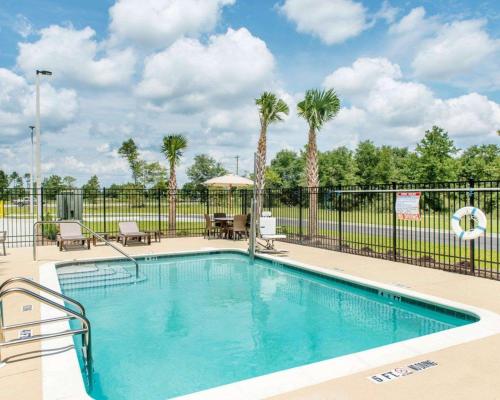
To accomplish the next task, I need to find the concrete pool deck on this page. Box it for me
[0,238,499,400]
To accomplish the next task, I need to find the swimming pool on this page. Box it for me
[54,251,478,400]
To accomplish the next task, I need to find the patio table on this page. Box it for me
[213,217,234,239]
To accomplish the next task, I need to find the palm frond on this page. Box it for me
[297,89,340,131]
[256,91,289,127]
[161,134,188,165]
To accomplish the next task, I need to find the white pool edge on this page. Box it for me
[38,248,500,400]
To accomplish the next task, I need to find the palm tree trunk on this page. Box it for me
[168,163,177,235]
[306,127,319,238]
[255,123,267,221]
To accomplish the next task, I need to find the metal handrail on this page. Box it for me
[0,277,85,316]
[33,220,139,278]
[0,286,93,389]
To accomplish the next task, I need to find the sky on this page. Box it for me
[0,0,499,185]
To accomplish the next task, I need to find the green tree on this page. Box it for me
[82,175,100,203]
[354,141,380,185]
[458,144,500,181]
[142,161,168,189]
[62,176,76,190]
[266,150,304,189]
[255,92,289,218]
[415,126,458,182]
[297,88,340,237]
[9,171,25,188]
[42,175,64,191]
[162,134,188,233]
[118,139,142,185]
[186,154,228,191]
[0,170,9,199]
[319,147,358,186]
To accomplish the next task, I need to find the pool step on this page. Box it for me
[60,266,145,290]
[58,266,116,281]
[59,267,131,285]
[58,264,99,276]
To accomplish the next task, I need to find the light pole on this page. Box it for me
[35,69,52,221]
[29,125,35,216]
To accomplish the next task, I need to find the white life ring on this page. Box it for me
[451,207,487,240]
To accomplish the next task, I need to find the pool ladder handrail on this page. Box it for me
[0,282,93,390]
[33,219,139,278]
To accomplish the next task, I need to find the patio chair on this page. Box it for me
[257,215,288,254]
[58,223,90,251]
[0,231,6,256]
[118,222,151,246]
[228,214,247,240]
[204,214,220,239]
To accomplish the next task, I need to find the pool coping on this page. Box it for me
[38,248,500,400]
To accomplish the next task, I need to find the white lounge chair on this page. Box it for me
[257,213,288,254]
[118,222,151,246]
[58,222,90,251]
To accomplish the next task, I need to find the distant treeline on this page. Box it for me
[1,126,498,194]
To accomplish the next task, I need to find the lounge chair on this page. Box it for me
[203,214,220,239]
[257,214,288,254]
[58,223,90,251]
[0,231,6,255]
[228,214,247,240]
[118,222,151,246]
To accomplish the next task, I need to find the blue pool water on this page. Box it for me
[59,251,476,399]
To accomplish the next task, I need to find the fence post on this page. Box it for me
[299,187,303,243]
[206,188,210,216]
[338,185,342,251]
[469,177,475,274]
[157,188,162,234]
[103,188,107,234]
[41,186,44,245]
[392,181,397,261]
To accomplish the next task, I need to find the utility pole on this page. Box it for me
[235,155,239,175]
[35,69,52,221]
[29,125,35,216]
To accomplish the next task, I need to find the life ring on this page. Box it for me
[451,207,487,240]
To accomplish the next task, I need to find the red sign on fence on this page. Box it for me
[396,192,421,221]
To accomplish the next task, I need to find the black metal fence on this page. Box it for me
[0,179,498,280]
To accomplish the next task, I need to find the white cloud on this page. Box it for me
[389,7,430,35]
[323,57,402,99]
[322,58,500,145]
[136,28,275,111]
[279,0,367,45]
[434,93,500,138]
[13,14,34,38]
[0,68,77,137]
[109,0,235,48]
[388,8,499,89]
[412,19,499,79]
[17,25,136,87]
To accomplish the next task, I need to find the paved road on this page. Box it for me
[275,217,498,251]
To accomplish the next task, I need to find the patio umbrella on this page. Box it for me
[203,174,254,189]
[203,174,254,210]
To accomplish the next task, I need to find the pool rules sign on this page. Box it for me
[396,192,421,221]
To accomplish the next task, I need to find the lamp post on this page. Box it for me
[35,69,52,221]
[29,125,35,216]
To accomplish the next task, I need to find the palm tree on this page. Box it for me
[297,89,340,238]
[255,92,289,218]
[162,134,188,234]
